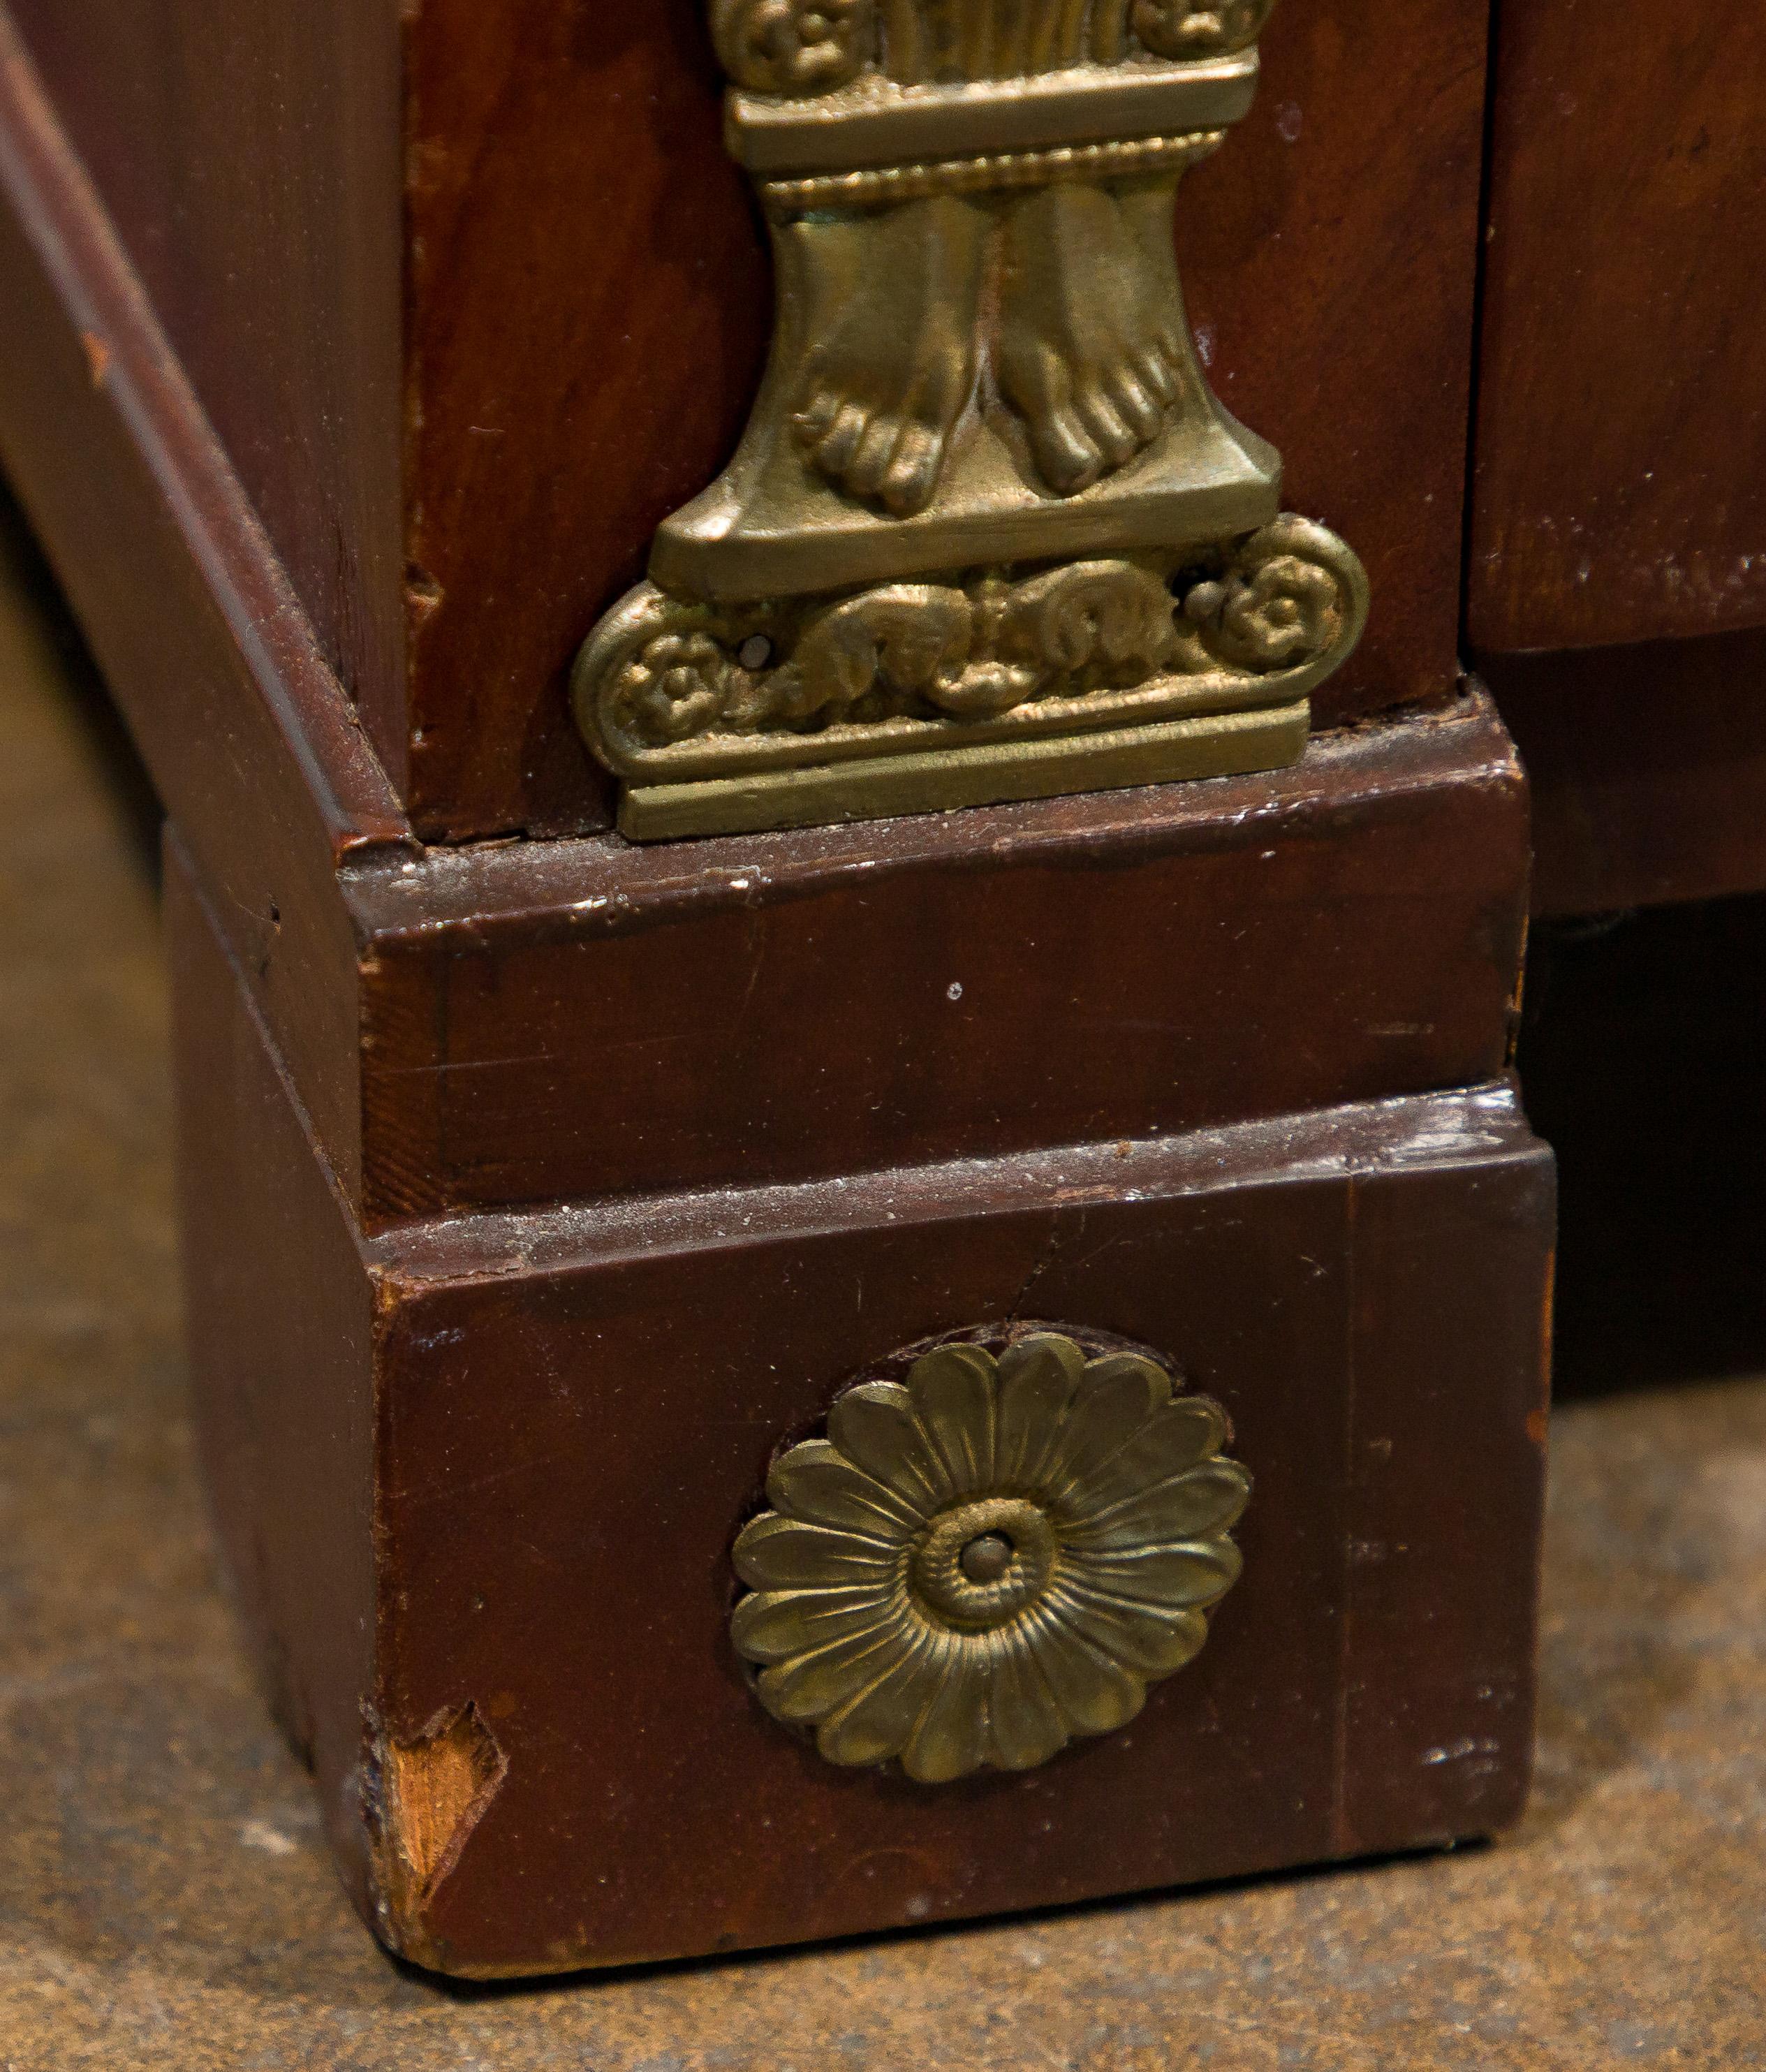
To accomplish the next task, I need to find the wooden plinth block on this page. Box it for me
[341,692,1529,1224]
[171,829,1553,1980]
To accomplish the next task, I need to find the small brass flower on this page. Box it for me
[730,1332,1249,1783]
[627,630,732,744]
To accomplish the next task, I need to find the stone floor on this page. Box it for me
[1,510,1762,2069]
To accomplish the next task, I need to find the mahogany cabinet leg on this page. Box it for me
[5,0,1554,1984]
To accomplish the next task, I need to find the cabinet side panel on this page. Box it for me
[165,830,381,1923]
[1487,633,1766,916]
[1471,0,1766,654]
[9,0,407,780]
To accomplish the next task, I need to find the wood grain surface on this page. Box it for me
[400,0,771,837]
[346,693,1531,1221]
[401,0,1490,838]
[0,3,1531,1243]
[1471,0,1766,654]
[1489,631,1766,915]
[6,0,408,773]
[168,833,382,1930]
[371,1087,1551,1976]
[3,0,1490,839]
[0,20,416,1199]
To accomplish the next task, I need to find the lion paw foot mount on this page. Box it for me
[573,0,1367,841]
[730,1330,1250,1783]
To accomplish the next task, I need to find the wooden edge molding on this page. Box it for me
[159,673,1529,1238]
[346,687,1524,942]
[0,9,411,865]
[365,1073,1545,1286]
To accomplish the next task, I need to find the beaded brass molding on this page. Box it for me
[574,0,1367,841]
[729,1329,1251,1783]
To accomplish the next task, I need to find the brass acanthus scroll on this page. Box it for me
[575,0,1367,842]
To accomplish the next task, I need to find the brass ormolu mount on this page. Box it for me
[730,1329,1250,1783]
[575,0,1367,842]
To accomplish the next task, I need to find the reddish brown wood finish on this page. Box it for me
[6,0,407,771]
[1183,0,1487,725]
[348,694,1531,1221]
[402,0,768,837]
[384,1100,1551,1977]
[1471,0,1766,656]
[402,0,1489,838]
[13,0,1559,1984]
[1487,632,1766,915]
[168,833,381,1927]
[171,830,1552,1977]
[0,10,1531,1234]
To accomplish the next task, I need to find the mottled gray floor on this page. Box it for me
[1,519,1762,2069]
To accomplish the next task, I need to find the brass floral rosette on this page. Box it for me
[574,0,1367,840]
[730,1332,1249,1781]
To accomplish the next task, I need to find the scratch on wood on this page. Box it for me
[1008,1213,1076,1318]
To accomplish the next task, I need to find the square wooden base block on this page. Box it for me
[170,837,1554,1979]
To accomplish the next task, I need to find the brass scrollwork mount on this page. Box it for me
[575,2,1367,840]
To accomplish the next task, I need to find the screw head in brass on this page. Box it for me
[959,1532,1013,1584]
